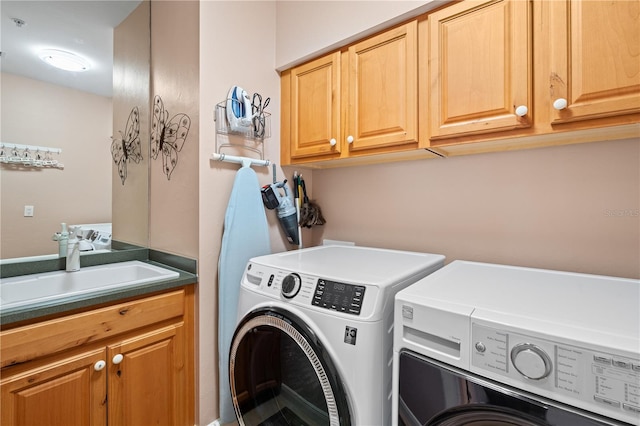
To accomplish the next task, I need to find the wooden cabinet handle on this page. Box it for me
[112,354,124,364]
[346,135,354,144]
[329,138,337,146]
[94,360,106,371]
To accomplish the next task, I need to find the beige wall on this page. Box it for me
[275,0,640,281]
[112,1,151,247]
[149,1,200,258]
[199,1,288,424]
[275,0,443,69]
[145,2,288,423]
[1,73,112,259]
[112,1,150,247]
[310,138,640,279]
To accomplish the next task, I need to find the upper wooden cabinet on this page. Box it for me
[547,0,640,125]
[280,0,639,166]
[427,0,532,142]
[347,22,418,152]
[287,52,342,160]
[282,21,419,165]
[426,0,638,154]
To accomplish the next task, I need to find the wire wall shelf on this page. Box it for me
[215,100,271,140]
[214,99,271,163]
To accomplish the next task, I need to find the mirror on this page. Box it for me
[0,0,149,261]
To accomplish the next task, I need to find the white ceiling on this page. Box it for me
[1,1,142,97]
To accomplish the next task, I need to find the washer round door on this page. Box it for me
[229,309,351,426]
[398,351,623,426]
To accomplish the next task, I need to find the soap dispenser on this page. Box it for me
[53,223,69,258]
[66,226,80,272]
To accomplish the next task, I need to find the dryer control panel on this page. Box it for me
[471,323,640,425]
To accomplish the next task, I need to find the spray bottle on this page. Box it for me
[52,223,69,257]
[66,226,80,272]
[261,180,299,245]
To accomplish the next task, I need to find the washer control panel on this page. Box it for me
[471,323,640,424]
[312,279,365,315]
[242,263,373,317]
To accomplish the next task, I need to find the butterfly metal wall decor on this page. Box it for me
[151,95,191,180]
[111,106,142,185]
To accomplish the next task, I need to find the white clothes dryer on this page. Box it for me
[229,245,445,426]
[392,260,640,426]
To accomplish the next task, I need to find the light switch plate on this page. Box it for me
[24,205,34,217]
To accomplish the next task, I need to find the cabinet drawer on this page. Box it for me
[0,289,185,368]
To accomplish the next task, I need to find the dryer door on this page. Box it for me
[229,309,351,426]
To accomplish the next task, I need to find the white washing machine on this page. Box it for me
[392,260,640,426]
[229,245,445,426]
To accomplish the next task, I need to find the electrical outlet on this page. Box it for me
[24,205,34,217]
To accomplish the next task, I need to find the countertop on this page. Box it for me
[0,248,198,326]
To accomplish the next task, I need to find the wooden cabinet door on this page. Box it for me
[289,52,342,159]
[347,21,418,152]
[428,0,532,142]
[107,324,187,426]
[1,348,107,426]
[548,0,640,124]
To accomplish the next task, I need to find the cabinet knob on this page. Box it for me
[346,135,354,144]
[94,360,106,371]
[329,138,337,147]
[112,354,124,364]
[515,105,528,117]
[553,98,568,110]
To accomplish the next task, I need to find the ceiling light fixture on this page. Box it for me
[38,49,91,72]
[11,18,26,28]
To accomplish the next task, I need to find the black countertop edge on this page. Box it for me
[0,249,198,326]
[149,249,197,274]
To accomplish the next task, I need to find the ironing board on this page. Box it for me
[218,165,271,423]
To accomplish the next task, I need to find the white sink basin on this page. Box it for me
[0,261,180,309]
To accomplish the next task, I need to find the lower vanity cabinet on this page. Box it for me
[107,323,187,426]
[0,286,194,426]
[1,348,108,426]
